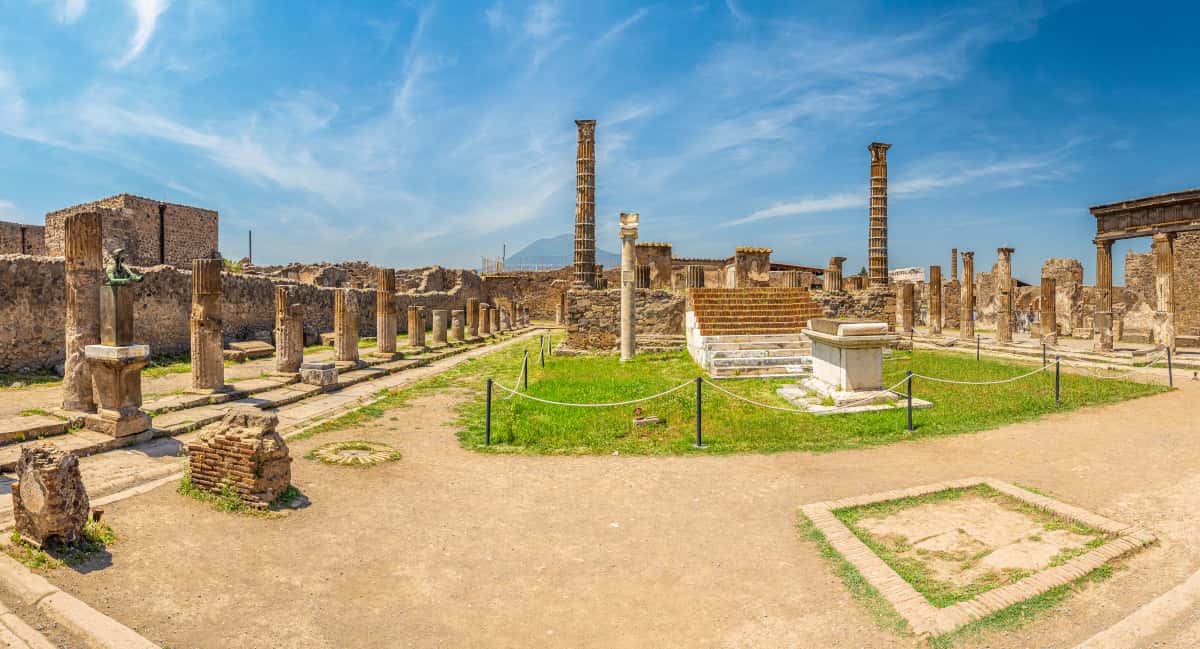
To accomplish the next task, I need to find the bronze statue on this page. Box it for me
[104,249,143,286]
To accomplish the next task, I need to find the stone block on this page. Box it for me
[227,340,275,359]
[12,444,89,547]
[300,361,338,388]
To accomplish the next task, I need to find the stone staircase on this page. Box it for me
[686,288,823,378]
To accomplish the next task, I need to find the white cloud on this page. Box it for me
[598,7,649,45]
[724,0,749,23]
[56,0,87,23]
[727,193,862,226]
[115,0,170,67]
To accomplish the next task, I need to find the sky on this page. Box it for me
[0,0,1197,282]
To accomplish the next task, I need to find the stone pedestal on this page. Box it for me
[83,344,151,437]
[274,286,304,373]
[190,258,227,392]
[805,320,894,393]
[186,409,291,510]
[467,298,480,337]
[12,444,89,548]
[300,361,338,389]
[334,289,359,363]
[376,269,398,355]
[451,310,465,342]
[432,309,449,345]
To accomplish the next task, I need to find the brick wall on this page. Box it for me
[45,194,218,268]
[0,222,46,255]
[811,286,896,325]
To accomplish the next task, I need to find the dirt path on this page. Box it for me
[41,377,1200,648]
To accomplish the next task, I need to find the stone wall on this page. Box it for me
[45,194,218,268]
[0,221,46,255]
[1174,232,1200,338]
[564,289,686,351]
[811,286,896,325]
[481,269,571,320]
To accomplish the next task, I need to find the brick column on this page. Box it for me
[573,120,597,289]
[274,286,304,373]
[466,297,480,337]
[951,248,958,282]
[868,142,891,287]
[190,258,225,391]
[334,289,359,362]
[62,211,103,412]
[1152,232,1175,350]
[376,268,398,355]
[1040,276,1057,345]
[960,252,975,340]
[929,265,942,335]
[995,247,1015,343]
[1094,240,1113,351]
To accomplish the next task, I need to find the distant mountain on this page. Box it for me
[505,234,620,269]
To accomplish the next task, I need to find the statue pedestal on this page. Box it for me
[804,321,896,405]
[83,344,152,437]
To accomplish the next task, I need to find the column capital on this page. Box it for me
[868,142,891,161]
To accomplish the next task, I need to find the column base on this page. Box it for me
[83,410,152,437]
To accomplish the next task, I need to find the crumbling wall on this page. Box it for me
[45,194,218,268]
[482,268,572,320]
[811,286,896,325]
[564,289,685,351]
[0,222,46,255]
[1173,232,1200,341]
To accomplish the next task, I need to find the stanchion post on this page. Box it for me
[976,335,981,361]
[1042,342,1047,366]
[694,377,707,449]
[905,370,914,432]
[523,352,529,390]
[1167,347,1174,387]
[485,378,493,446]
[1055,357,1060,404]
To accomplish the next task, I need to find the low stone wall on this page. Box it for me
[564,289,685,351]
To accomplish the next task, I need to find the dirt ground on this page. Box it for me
[41,378,1200,649]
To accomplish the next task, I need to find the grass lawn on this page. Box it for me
[304,332,1168,455]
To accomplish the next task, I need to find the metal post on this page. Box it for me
[976,335,981,361]
[694,377,707,448]
[905,370,914,432]
[1167,346,1174,388]
[1055,357,1060,404]
[523,352,529,390]
[1042,342,1047,366]
[485,378,493,445]
[539,338,545,368]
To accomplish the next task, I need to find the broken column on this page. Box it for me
[490,304,500,334]
[467,297,480,337]
[186,408,291,510]
[62,211,103,413]
[573,119,597,289]
[407,305,423,349]
[432,309,449,345]
[554,294,565,325]
[868,142,891,287]
[479,304,491,336]
[960,252,976,340]
[1040,276,1058,345]
[274,286,304,373]
[825,256,846,292]
[12,444,89,547]
[1094,240,1114,351]
[995,247,1015,343]
[376,268,398,355]
[619,212,638,362]
[334,289,359,363]
[685,265,705,289]
[1152,232,1175,350]
[190,258,226,392]
[897,282,915,333]
[781,271,804,288]
[451,309,465,342]
[929,265,943,335]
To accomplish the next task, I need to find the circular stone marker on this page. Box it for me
[308,441,401,467]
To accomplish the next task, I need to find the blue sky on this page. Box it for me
[0,0,1197,282]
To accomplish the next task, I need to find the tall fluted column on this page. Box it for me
[685,265,705,289]
[62,211,104,412]
[376,268,398,355]
[951,248,958,281]
[929,265,943,335]
[960,252,975,340]
[274,286,304,373]
[190,258,226,391]
[1094,240,1113,352]
[334,289,359,363]
[995,248,1015,343]
[573,120,597,289]
[868,142,891,287]
[619,212,638,362]
[466,297,480,337]
[1040,276,1057,345]
[1152,233,1175,350]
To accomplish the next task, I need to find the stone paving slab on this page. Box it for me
[0,415,67,445]
[802,477,1156,637]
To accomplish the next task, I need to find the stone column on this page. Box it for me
[1094,240,1113,352]
[868,142,891,287]
[190,258,226,392]
[929,265,943,335]
[466,297,480,337]
[479,304,491,336]
[334,289,359,363]
[451,310,465,342]
[1152,232,1175,350]
[781,271,802,288]
[573,120,597,289]
[635,265,651,289]
[274,286,304,373]
[432,309,449,345]
[1040,276,1057,345]
[824,256,846,292]
[685,265,705,289]
[376,268,398,355]
[619,212,638,362]
[898,282,914,333]
[62,211,103,413]
[407,306,423,348]
[960,252,975,340]
[995,247,1015,343]
[490,304,500,334]
[951,248,958,281]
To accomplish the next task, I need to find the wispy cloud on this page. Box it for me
[55,0,87,23]
[724,0,749,23]
[598,7,649,45]
[115,0,170,67]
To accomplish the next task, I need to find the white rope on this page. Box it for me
[500,350,531,400]
[1059,351,1166,380]
[911,363,1052,386]
[701,376,912,414]
[492,379,694,408]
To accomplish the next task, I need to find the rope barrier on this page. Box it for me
[491,379,694,408]
[701,376,912,414]
[500,350,530,400]
[911,363,1052,386]
[1059,351,1166,380]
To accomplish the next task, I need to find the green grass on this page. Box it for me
[831,484,1110,608]
[6,521,117,570]
[0,371,61,389]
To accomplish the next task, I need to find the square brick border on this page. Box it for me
[801,477,1155,636]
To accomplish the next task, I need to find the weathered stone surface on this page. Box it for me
[186,408,291,509]
[300,361,337,388]
[84,344,151,437]
[46,194,218,268]
[479,304,491,335]
[620,212,638,361]
[929,265,943,335]
[1040,276,1058,344]
[376,268,398,355]
[190,258,225,391]
[995,248,1015,343]
[431,309,449,345]
[334,288,359,363]
[450,310,465,342]
[960,252,976,340]
[565,289,684,351]
[868,142,891,287]
[274,286,304,373]
[62,211,103,412]
[466,298,480,337]
[12,444,89,547]
[573,120,597,289]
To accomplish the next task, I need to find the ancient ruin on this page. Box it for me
[186,408,292,509]
[573,119,597,289]
[619,212,639,362]
[960,251,976,340]
[867,142,891,287]
[432,309,449,345]
[466,297,480,338]
[1039,276,1057,344]
[62,211,103,413]
[274,286,304,373]
[84,250,151,437]
[190,257,226,392]
[376,268,398,356]
[995,247,1015,343]
[928,265,942,335]
[334,289,359,363]
[12,444,90,548]
[451,309,465,342]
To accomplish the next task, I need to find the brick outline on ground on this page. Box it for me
[801,477,1156,637]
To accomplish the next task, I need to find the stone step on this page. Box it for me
[0,414,69,446]
[700,333,810,343]
[709,348,811,359]
[227,340,275,359]
[704,340,808,351]
[711,356,812,368]
[709,364,812,378]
